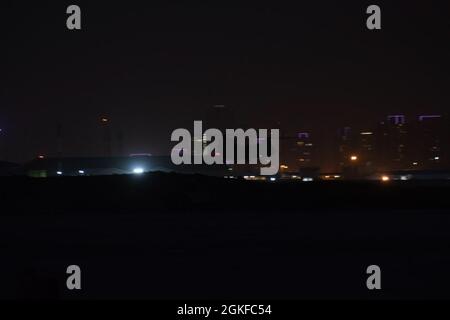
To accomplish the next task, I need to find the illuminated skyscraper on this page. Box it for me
[387,115,406,126]
[296,132,314,168]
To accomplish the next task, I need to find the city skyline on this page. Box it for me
[3,1,450,165]
[0,1,450,167]
[2,111,449,177]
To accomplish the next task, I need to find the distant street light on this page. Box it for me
[350,155,358,161]
[133,167,144,174]
[100,117,109,124]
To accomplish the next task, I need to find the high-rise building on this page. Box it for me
[100,117,112,157]
[376,115,409,170]
[336,127,376,178]
[204,104,236,130]
[278,131,316,173]
[413,115,444,169]
[337,127,356,169]
[357,131,376,172]
[359,131,375,157]
[296,132,314,168]
[387,115,406,126]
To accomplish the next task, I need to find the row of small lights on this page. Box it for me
[38,154,145,176]
[243,176,315,182]
[55,168,144,176]
[57,170,85,176]
[51,170,410,182]
[38,153,438,180]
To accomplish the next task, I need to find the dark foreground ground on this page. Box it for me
[1,173,450,299]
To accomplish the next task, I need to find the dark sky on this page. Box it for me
[2,1,450,163]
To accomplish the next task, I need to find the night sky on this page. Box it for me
[2,1,450,165]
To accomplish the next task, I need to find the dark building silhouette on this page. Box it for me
[278,131,316,173]
[337,127,357,169]
[204,104,236,130]
[100,117,112,157]
[413,115,444,169]
[376,115,409,170]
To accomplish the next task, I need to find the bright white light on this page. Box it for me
[302,177,314,182]
[78,170,85,174]
[133,168,144,174]
[56,171,63,175]
[270,177,276,182]
[434,157,440,160]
